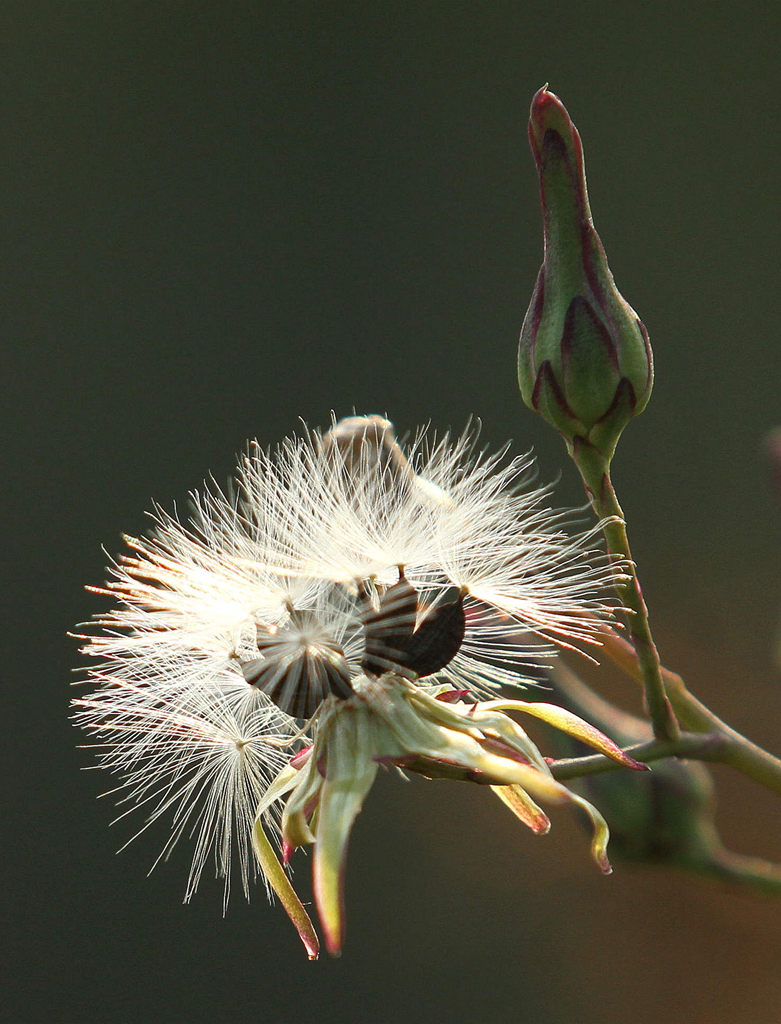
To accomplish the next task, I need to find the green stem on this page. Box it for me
[549,731,726,781]
[573,441,678,742]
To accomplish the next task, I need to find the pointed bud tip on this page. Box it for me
[529,86,578,149]
[530,85,563,120]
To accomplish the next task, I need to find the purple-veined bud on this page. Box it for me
[518,88,653,462]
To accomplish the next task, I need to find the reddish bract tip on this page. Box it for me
[282,840,294,866]
[323,926,344,958]
[528,810,552,835]
[289,744,314,770]
[436,689,471,704]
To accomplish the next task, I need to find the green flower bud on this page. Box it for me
[576,734,720,869]
[518,88,653,462]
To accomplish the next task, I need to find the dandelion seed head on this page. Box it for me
[74,415,620,903]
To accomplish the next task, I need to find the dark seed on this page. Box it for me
[402,592,466,678]
[360,573,418,676]
[361,571,467,679]
[243,610,355,718]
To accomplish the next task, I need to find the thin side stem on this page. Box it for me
[549,731,727,781]
[597,624,781,796]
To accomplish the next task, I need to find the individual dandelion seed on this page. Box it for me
[72,675,296,906]
[73,413,632,951]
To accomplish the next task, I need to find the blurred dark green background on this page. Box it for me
[4,2,780,1022]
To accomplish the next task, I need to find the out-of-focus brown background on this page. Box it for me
[4,2,779,1022]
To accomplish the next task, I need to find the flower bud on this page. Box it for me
[543,670,712,860]
[575,734,720,868]
[518,88,653,462]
